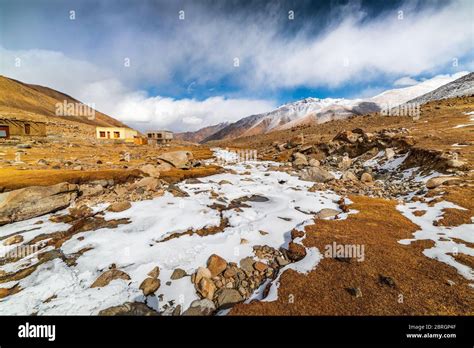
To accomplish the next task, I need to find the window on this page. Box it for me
[114,131,120,138]
[157,133,162,138]
[148,133,152,138]
[99,131,106,138]
[24,124,31,135]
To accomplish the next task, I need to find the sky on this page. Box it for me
[0,0,473,132]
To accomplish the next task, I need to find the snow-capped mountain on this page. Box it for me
[202,72,470,142]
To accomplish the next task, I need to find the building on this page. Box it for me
[0,118,46,139]
[96,127,138,143]
[146,130,173,145]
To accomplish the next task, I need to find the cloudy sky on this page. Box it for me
[0,0,473,132]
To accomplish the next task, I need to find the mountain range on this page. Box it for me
[177,72,472,143]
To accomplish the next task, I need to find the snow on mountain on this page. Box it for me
[203,72,470,142]
[370,72,470,106]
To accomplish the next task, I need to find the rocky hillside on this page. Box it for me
[0,75,130,129]
[174,122,229,143]
[407,72,474,105]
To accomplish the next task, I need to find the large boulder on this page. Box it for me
[0,183,78,225]
[99,302,158,316]
[139,164,161,178]
[216,289,244,309]
[182,299,216,316]
[207,254,227,277]
[157,151,193,169]
[299,167,335,183]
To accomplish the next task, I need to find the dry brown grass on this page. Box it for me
[230,196,474,315]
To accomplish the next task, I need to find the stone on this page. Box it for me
[157,151,193,169]
[299,167,335,183]
[254,261,268,272]
[216,289,244,309]
[360,172,373,183]
[131,177,160,192]
[315,208,340,219]
[139,277,160,296]
[139,164,161,178]
[276,256,290,267]
[147,266,160,279]
[308,158,320,167]
[197,277,216,300]
[239,257,255,273]
[342,171,358,181]
[80,184,104,197]
[446,159,466,168]
[90,269,131,288]
[338,156,352,170]
[426,176,459,189]
[3,234,23,246]
[207,254,227,277]
[334,130,359,144]
[99,302,158,316]
[107,201,131,213]
[385,148,395,160]
[379,275,396,288]
[218,180,232,185]
[0,182,78,226]
[182,299,216,316]
[287,242,306,261]
[292,152,308,167]
[170,268,187,280]
[347,287,363,298]
[194,267,212,285]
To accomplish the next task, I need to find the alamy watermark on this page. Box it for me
[324,242,365,262]
[381,102,420,120]
[55,100,95,120]
[0,244,39,259]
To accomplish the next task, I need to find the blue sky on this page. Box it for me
[0,0,473,131]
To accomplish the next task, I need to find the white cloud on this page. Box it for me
[394,76,419,86]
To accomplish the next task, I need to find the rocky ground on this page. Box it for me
[0,96,473,316]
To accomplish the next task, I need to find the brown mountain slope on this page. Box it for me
[0,75,129,128]
[174,122,229,143]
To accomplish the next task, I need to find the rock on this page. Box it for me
[254,261,268,272]
[308,158,320,167]
[3,234,24,246]
[426,176,459,189]
[239,257,255,273]
[216,289,244,309]
[157,151,193,169]
[90,269,131,288]
[147,266,160,279]
[0,183,78,225]
[292,152,308,167]
[276,256,290,267]
[218,180,232,185]
[338,156,352,170]
[342,171,358,181]
[139,164,161,178]
[299,167,335,183]
[286,242,306,261]
[194,267,212,285]
[347,287,362,298]
[107,201,132,212]
[385,148,395,160]
[379,275,396,288]
[99,302,158,316]
[139,277,160,296]
[360,172,373,183]
[446,159,466,168]
[170,268,187,280]
[207,254,227,277]
[183,299,216,316]
[315,208,340,219]
[197,277,216,300]
[291,229,305,239]
[80,184,104,197]
[446,279,456,286]
[334,130,359,144]
[16,144,32,149]
[131,177,160,192]
[37,159,48,166]
[90,179,109,188]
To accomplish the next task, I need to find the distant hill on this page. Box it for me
[174,122,229,143]
[0,75,131,129]
[406,72,474,105]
